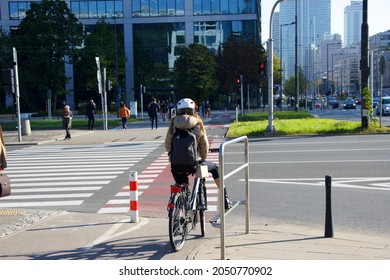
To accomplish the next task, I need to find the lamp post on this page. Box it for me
[326,42,341,107]
[113,16,120,111]
[266,0,286,132]
[331,53,342,95]
[294,0,298,111]
[279,22,295,110]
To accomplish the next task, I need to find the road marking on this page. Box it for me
[0,193,94,200]
[248,177,390,191]
[0,201,84,207]
[82,218,150,251]
[5,143,158,209]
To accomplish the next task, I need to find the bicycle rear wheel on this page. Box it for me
[168,194,188,252]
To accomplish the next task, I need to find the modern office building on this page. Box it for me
[277,0,331,96]
[344,0,362,47]
[0,0,260,111]
[369,30,390,96]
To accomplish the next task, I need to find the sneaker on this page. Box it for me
[224,197,232,210]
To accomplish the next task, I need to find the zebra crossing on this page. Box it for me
[1,143,159,209]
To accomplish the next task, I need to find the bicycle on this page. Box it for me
[167,171,207,252]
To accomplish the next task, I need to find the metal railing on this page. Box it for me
[210,135,249,260]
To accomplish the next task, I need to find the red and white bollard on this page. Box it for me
[129,171,139,223]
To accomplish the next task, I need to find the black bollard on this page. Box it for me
[324,175,333,238]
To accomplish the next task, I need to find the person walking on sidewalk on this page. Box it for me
[148,98,160,129]
[164,98,232,210]
[63,105,73,140]
[86,99,96,130]
[119,102,131,129]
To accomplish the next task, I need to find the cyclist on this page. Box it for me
[165,98,232,210]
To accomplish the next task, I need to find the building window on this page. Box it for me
[194,0,255,15]
[194,20,258,53]
[9,1,36,20]
[70,1,123,19]
[132,0,184,17]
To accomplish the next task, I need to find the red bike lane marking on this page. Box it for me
[98,139,224,217]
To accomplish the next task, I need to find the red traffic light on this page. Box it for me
[259,60,267,77]
[259,62,265,69]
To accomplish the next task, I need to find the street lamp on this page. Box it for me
[113,15,120,111]
[279,22,295,110]
[331,53,342,94]
[326,42,341,106]
[266,0,286,132]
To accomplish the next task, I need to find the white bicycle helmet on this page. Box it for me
[177,98,195,110]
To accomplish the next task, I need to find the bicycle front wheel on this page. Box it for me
[168,194,188,252]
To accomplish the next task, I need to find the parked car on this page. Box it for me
[343,97,356,109]
[376,96,390,116]
[328,97,339,109]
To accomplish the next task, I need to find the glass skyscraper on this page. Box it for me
[277,0,331,93]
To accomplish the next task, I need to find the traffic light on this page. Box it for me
[1,68,15,93]
[259,61,267,77]
[236,78,241,92]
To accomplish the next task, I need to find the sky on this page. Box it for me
[261,0,390,41]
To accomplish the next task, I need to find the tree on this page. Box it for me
[0,30,14,112]
[13,0,83,112]
[174,44,218,103]
[217,37,265,95]
[73,21,125,108]
[282,67,309,99]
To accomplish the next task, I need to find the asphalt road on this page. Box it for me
[225,133,390,237]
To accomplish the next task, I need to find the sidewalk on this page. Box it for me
[1,126,390,260]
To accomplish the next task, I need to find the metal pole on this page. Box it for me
[240,75,244,116]
[280,24,283,111]
[360,0,369,128]
[13,47,22,143]
[219,143,226,260]
[113,16,120,112]
[140,84,144,120]
[294,0,298,111]
[103,68,108,130]
[325,175,333,238]
[266,0,285,132]
[247,83,250,112]
[326,44,329,108]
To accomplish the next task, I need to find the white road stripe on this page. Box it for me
[11,187,102,193]
[1,193,94,200]
[12,181,110,187]
[0,200,84,207]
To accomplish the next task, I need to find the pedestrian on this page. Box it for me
[205,100,211,119]
[63,105,73,140]
[160,100,167,121]
[167,99,175,120]
[0,125,7,170]
[119,102,131,129]
[201,100,205,119]
[86,99,96,130]
[148,97,160,129]
[164,98,232,210]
